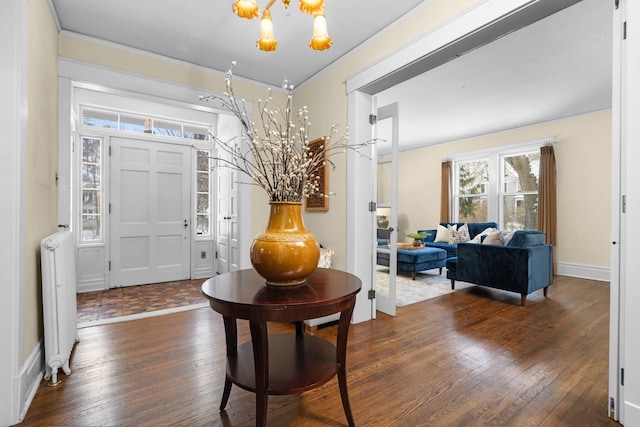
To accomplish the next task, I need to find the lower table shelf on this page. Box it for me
[228,333,338,395]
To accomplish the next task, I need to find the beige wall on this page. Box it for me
[397,110,612,269]
[24,0,60,358]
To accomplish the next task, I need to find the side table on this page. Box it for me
[201,268,361,427]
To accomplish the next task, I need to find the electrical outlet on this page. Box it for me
[201,251,206,259]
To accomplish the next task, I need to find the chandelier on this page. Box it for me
[232,0,332,52]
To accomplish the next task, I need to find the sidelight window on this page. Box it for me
[80,136,102,241]
[196,150,211,236]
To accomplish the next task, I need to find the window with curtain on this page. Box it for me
[452,142,544,230]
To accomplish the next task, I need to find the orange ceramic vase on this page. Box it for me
[250,202,320,286]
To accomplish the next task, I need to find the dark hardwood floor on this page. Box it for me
[19,275,620,426]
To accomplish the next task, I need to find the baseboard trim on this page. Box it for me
[17,338,44,423]
[557,262,610,282]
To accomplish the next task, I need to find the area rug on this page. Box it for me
[376,268,474,307]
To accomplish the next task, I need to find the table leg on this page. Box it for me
[249,320,269,427]
[220,316,237,411]
[337,299,356,427]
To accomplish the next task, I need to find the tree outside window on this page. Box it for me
[457,160,489,222]
[502,151,539,230]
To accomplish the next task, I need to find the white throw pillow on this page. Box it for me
[470,227,498,243]
[434,224,454,243]
[483,230,505,245]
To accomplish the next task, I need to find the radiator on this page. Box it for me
[41,230,79,385]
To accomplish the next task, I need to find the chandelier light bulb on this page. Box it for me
[232,0,260,19]
[309,12,332,51]
[299,0,325,15]
[257,9,278,51]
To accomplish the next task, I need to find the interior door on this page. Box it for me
[110,137,191,287]
[374,103,399,316]
[214,143,240,274]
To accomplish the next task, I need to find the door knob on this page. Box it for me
[184,219,188,228]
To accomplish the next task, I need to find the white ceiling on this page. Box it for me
[375,0,612,152]
[50,0,425,88]
[50,0,612,152]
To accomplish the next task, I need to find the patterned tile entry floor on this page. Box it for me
[76,279,208,325]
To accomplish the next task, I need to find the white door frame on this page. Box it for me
[0,1,28,424]
[617,1,640,424]
[609,0,624,422]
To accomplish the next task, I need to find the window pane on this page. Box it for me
[197,151,210,171]
[82,165,101,188]
[82,138,101,163]
[197,194,209,214]
[458,196,488,222]
[81,215,101,241]
[185,124,210,141]
[120,114,148,133]
[503,194,538,230]
[197,172,209,192]
[196,215,209,236]
[503,152,540,193]
[153,119,182,137]
[83,109,118,129]
[459,160,489,195]
[82,190,100,214]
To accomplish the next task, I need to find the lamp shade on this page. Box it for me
[257,9,277,51]
[309,12,331,51]
[299,0,325,15]
[233,0,260,19]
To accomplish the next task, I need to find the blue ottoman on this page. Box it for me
[377,246,447,280]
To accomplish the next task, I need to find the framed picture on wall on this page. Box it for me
[305,136,329,211]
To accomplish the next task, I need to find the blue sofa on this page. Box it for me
[418,222,499,258]
[446,230,553,306]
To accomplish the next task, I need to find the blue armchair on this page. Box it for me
[446,230,553,306]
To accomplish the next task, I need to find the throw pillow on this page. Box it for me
[434,224,454,243]
[448,224,471,244]
[483,230,505,245]
[470,227,497,243]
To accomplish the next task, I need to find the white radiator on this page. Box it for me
[41,230,79,385]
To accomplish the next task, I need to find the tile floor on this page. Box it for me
[76,279,208,323]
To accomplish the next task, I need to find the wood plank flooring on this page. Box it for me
[19,275,620,427]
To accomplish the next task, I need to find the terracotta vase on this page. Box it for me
[250,201,320,286]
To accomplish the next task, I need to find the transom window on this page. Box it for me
[82,107,210,141]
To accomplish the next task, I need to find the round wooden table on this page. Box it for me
[201,268,361,427]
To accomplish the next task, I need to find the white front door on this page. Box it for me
[110,137,191,287]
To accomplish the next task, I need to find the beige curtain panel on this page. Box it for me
[538,144,557,274]
[440,160,452,223]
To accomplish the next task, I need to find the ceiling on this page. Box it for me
[50,0,612,152]
[50,0,425,88]
[375,0,612,152]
